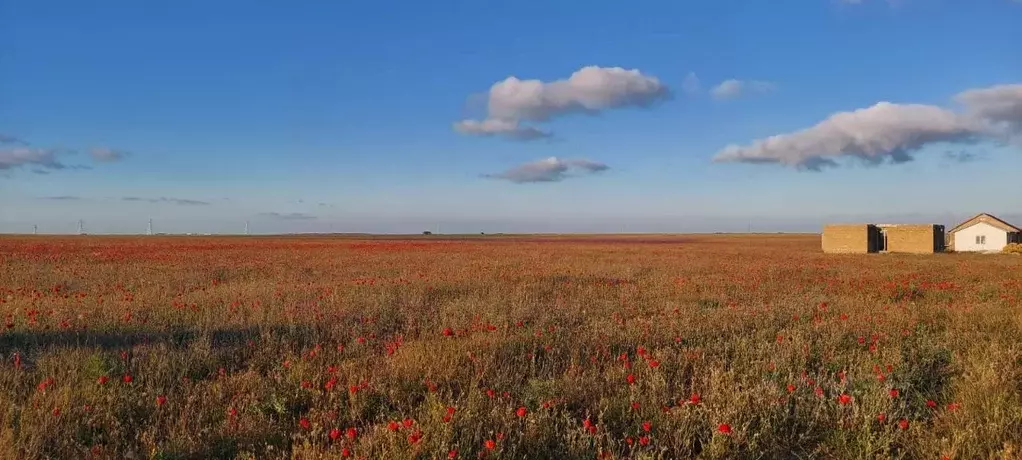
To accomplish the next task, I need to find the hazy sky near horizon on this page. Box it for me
[2,0,1021,234]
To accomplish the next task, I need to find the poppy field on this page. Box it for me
[2,234,1021,459]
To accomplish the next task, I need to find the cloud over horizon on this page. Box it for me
[713,82,1021,170]
[484,157,609,183]
[454,66,670,140]
[122,197,211,206]
[1,135,128,176]
[258,212,317,220]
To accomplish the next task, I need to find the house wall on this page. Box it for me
[953,222,1009,252]
[822,225,874,253]
[884,225,943,254]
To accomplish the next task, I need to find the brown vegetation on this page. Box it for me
[1,234,1021,459]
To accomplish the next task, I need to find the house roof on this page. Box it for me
[948,213,1021,234]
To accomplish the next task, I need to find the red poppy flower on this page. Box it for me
[639,436,650,446]
[329,428,341,440]
[484,439,496,450]
[516,407,527,417]
[346,427,358,440]
[898,419,909,430]
[838,394,852,405]
[717,424,732,434]
[299,418,311,430]
[155,395,167,406]
[642,421,652,432]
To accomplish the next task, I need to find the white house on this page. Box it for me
[948,213,1021,252]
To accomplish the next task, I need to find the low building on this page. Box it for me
[877,224,945,254]
[947,213,1021,252]
[822,223,945,254]
[822,224,882,253]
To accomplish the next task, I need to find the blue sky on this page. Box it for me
[1,0,1020,234]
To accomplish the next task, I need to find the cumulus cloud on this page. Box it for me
[259,212,317,220]
[956,83,1022,138]
[455,66,670,140]
[122,197,211,206]
[90,147,129,162]
[713,102,985,170]
[484,157,609,183]
[713,82,1022,170]
[710,79,775,100]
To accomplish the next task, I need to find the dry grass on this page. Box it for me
[1,234,1021,459]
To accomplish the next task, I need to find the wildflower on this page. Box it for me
[156,395,167,406]
[626,374,636,385]
[639,436,650,446]
[688,393,701,405]
[442,327,454,337]
[484,439,496,450]
[631,401,641,410]
[52,407,61,417]
[642,421,652,432]
[407,430,423,445]
[97,376,109,385]
[346,427,358,440]
[448,450,458,458]
[947,402,961,412]
[889,389,899,398]
[330,428,341,440]
[387,420,400,431]
[877,413,887,422]
[299,418,311,430]
[898,418,910,430]
[341,448,351,457]
[516,406,527,417]
[786,384,796,393]
[402,418,415,428]
[838,394,852,405]
[717,424,732,434]
[926,399,937,408]
[122,374,133,383]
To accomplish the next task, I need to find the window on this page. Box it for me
[975,235,986,245]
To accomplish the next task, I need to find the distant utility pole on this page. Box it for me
[147,218,153,236]
[77,220,84,235]
[245,221,250,236]
[33,224,37,235]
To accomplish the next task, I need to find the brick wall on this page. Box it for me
[884,225,944,254]
[822,224,873,253]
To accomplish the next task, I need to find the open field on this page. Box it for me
[2,234,1021,459]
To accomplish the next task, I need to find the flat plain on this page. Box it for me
[1,234,1021,459]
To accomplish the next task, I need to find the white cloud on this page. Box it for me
[485,157,609,183]
[0,147,66,171]
[713,102,984,170]
[956,83,1022,138]
[455,66,669,140]
[90,147,129,162]
[452,118,550,140]
[710,79,775,100]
